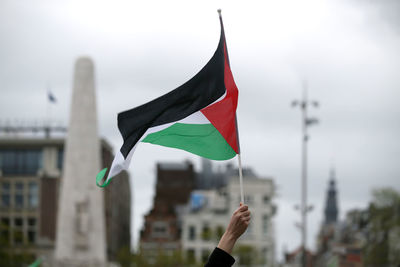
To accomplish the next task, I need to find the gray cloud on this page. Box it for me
[351,0,400,34]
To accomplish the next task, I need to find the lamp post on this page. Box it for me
[291,82,319,267]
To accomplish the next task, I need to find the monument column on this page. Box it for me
[55,57,107,266]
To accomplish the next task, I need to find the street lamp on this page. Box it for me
[291,82,319,267]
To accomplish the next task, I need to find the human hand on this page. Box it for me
[217,202,251,254]
[225,202,251,240]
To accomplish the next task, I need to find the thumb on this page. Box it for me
[239,202,243,207]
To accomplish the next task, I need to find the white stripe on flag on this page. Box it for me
[105,111,211,182]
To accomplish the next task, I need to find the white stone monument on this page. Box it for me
[54,57,107,266]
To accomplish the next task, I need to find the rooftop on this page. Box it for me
[158,161,192,170]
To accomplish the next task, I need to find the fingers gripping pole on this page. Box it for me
[238,154,244,204]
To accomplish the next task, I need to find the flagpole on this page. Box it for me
[46,85,51,138]
[218,8,244,204]
[238,154,244,204]
[46,84,53,138]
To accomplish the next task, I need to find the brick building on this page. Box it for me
[140,161,195,261]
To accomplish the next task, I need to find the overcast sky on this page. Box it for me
[1,0,399,262]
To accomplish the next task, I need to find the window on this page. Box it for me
[14,230,23,245]
[28,230,36,244]
[153,225,166,234]
[14,218,23,227]
[1,218,10,227]
[28,218,36,227]
[186,249,195,263]
[0,218,10,244]
[188,225,196,240]
[28,182,38,208]
[216,225,224,239]
[201,249,210,263]
[262,215,268,235]
[27,217,36,245]
[0,149,42,175]
[151,221,168,238]
[26,150,41,174]
[201,225,212,241]
[14,217,24,245]
[1,182,10,208]
[263,195,270,204]
[15,182,24,208]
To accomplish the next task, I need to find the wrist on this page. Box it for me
[222,231,238,242]
[217,231,238,255]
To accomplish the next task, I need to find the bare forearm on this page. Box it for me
[217,203,250,255]
[217,232,237,254]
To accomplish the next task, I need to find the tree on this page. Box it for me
[234,245,260,266]
[116,246,135,267]
[363,188,400,267]
[0,221,35,267]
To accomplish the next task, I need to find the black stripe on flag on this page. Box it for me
[118,28,226,159]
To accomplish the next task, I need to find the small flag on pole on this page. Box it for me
[48,91,57,103]
[97,10,241,188]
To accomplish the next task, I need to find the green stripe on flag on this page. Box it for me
[96,168,112,187]
[142,123,236,160]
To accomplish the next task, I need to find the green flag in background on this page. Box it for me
[28,258,42,267]
[327,255,339,267]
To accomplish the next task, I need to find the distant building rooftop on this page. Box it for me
[158,161,192,170]
[0,137,114,152]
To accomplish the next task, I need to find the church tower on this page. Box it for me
[324,168,338,224]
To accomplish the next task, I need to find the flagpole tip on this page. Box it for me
[217,9,222,16]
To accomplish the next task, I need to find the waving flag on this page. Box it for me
[97,12,240,187]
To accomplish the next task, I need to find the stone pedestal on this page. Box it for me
[54,57,107,266]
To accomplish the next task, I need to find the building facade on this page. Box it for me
[181,169,276,266]
[0,136,130,262]
[139,161,195,262]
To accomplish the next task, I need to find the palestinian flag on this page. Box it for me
[97,12,240,187]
